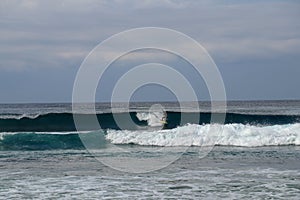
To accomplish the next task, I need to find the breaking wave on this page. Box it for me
[1,123,298,150]
[106,123,300,147]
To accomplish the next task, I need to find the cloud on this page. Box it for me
[0,0,300,102]
[0,0,299,71]
[204,38,300,64]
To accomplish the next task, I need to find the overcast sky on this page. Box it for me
[0,0,300,103]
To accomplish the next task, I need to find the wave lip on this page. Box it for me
[0,113,41,120]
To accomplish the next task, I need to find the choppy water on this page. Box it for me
[0,146,299,199]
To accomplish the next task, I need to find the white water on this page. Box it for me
[0,113,41,120]
[136,112,166,127]
[106,123,300,147]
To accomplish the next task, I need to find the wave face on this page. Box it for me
[1,123,299,150]
[0,132,85,150]
[0,111,299,132]
[106,123,300,147]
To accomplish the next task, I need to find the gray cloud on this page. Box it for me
[0,0,299,69]
[0,0,299,102]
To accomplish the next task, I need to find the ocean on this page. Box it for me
[0,101,299,199]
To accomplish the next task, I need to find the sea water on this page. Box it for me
[0,101,299,199]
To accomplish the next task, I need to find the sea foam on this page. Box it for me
[106,123,300,147]
[136,112,165,127]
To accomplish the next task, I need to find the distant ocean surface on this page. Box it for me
[1,101,300,199]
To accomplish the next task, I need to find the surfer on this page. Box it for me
[161,112,167,125]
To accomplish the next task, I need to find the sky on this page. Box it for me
[0,0,300,103]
